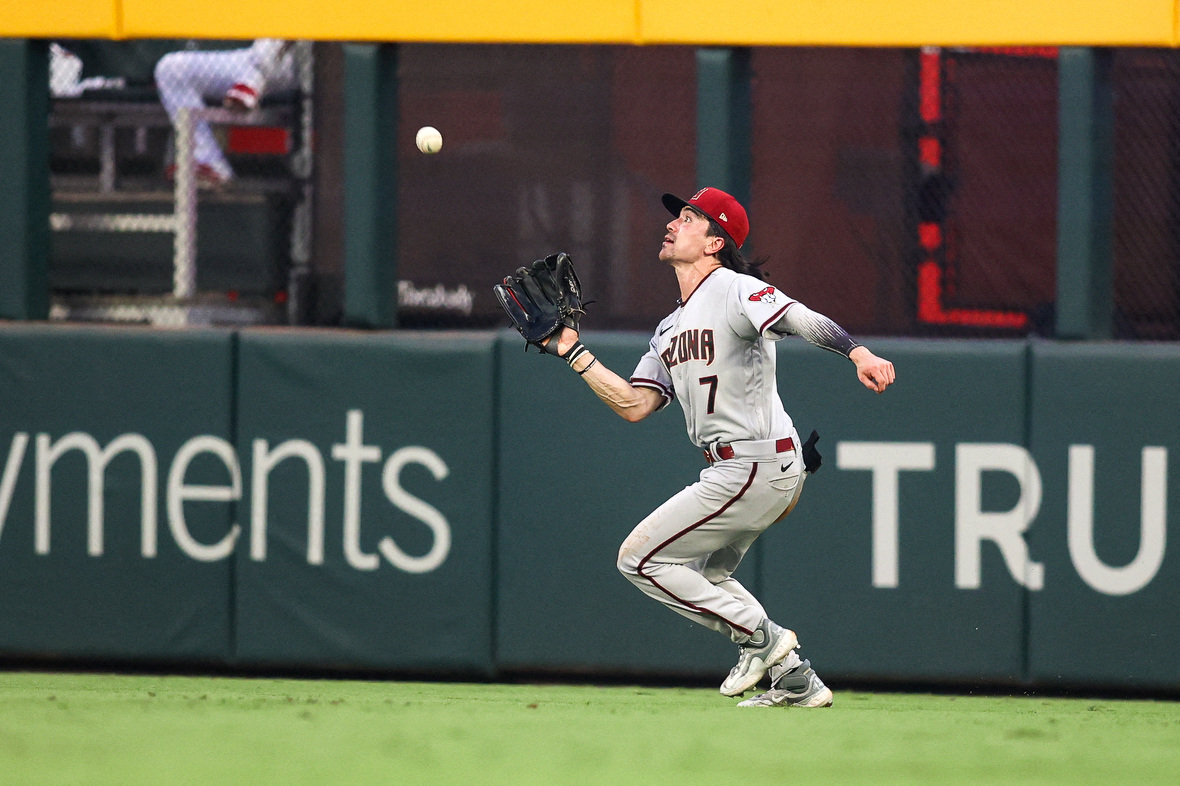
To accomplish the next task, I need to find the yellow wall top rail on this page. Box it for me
[5,0,1179,46]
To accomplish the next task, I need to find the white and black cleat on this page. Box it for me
[736,659,834,707]
[719,619,798,697]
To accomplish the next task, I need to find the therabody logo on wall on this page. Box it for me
[0,410,451,573]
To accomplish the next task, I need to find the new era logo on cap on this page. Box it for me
[661,187,750,248]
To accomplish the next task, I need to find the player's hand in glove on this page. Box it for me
[494,252,590,367]
[543,326,580,356]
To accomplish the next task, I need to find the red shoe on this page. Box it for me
[224,83,259,111]
[165,163,232,190]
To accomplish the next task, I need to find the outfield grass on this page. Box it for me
[1,672,1178,785]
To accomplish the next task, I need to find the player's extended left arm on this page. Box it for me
[545,327,665,421]
[771,303,896,393]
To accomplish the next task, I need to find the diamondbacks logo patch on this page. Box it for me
[749,286,778,303]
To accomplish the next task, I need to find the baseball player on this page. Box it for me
[154,39,297,188]
[544,187,895,707]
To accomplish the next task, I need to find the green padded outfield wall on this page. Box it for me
[495,331,762,678]
[1,325,1178,691]
[1027,343,1180,688]
[233,330,497,673]
[0,324,235,661]
[760,339,1030,684]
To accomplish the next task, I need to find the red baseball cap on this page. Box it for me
[662,187,750,248]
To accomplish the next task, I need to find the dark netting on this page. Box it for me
[750,48,911,337]
[396,44,697,330]
[1111,50,1180,340]
[397,45,1072,337]
[753,46,1180,340]
[41,42,1180,337]
[926,47,1059,337]
[47,39,313,325]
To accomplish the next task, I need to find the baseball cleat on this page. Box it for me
[224,83,260,111]
[736,659,834,707]
[719,619,798,697]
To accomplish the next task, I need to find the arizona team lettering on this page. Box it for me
[662,329,715,368]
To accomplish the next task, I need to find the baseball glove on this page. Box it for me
[493,252,586,354]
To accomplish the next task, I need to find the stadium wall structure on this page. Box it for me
[4,0,1180,47]
[0,324,1177,691]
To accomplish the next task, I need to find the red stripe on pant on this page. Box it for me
[635,463,760,636]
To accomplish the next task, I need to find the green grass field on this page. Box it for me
[1,671,1178,785]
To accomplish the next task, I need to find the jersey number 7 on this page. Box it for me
[699,375,718,415]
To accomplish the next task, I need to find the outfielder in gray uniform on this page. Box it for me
[546,187,895,707]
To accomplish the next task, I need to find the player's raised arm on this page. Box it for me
[770,302,896,393]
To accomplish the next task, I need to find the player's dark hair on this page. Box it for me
[706,218,769,282]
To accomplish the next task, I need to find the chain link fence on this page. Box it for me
[1112,49,1180,340]
[47,38,312,325]
[43,42,1180,338]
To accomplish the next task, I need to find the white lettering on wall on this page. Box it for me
[166,436,241,562]
[2,411,456,573]
[8,423,1168,591]
[331,410,382,571]
[251,438,326,564]
[0,432,29,546]
[837,442,936,588]
[955,443,1044,591]
[1068,444,1167,596]
[35,432,158,557]
[380,446,451,574]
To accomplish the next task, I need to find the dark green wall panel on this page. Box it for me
[494,331,757,677]
[1027,342,1180,688]
[0,323,1175,692]
[233,330,496,673]
[0,40,50,321]
[760,339,1030,683]
[0,324,235,661]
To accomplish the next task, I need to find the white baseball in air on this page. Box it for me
[415,126,442,154]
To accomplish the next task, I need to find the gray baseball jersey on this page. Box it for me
[630,266,797,449]
[616,265,859,645]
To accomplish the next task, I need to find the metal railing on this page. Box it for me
[51,105,293,286]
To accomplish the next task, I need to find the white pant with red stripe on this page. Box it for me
[617,435,807,645]
[154,41,296,180]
